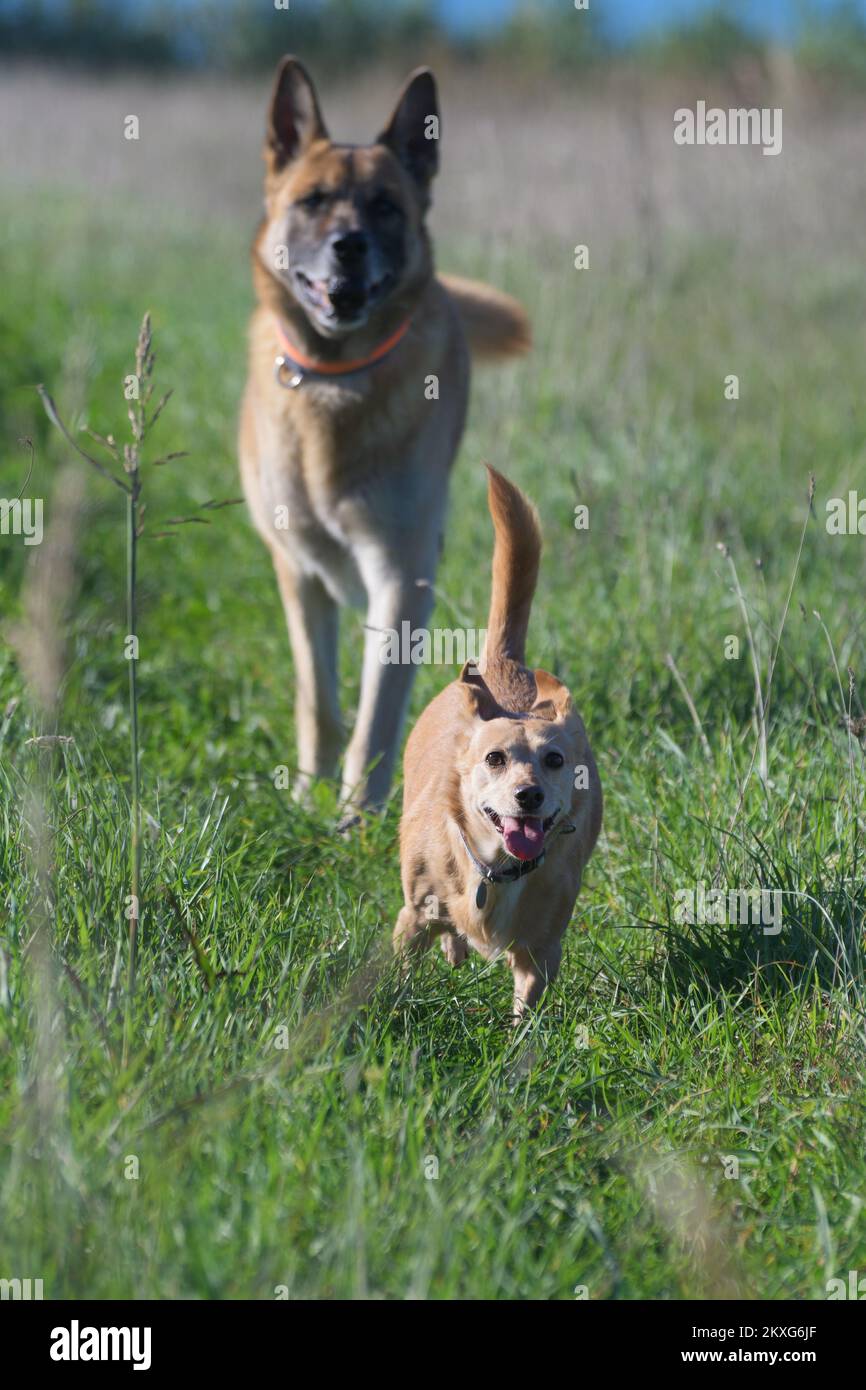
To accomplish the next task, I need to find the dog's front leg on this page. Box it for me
[271,549,343,797]
[341,567,434,810]
[508,940,563,1023]
[392,906,438,956]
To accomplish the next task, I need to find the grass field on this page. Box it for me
[1,65,866,1300]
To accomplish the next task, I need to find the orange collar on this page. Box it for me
[274,314,412,388]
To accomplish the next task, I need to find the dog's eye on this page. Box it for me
[485,750,506,768]
[543,751,564,769]
[297,189,326,212]
[369,194,402,219]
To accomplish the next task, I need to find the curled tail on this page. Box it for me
[484,465,542,674]
[439,273,531,360]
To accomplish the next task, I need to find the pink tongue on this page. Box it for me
[502,816,545,861]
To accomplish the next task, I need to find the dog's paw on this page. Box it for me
[291,778,313,807]
[336,811,361,837]
[440,932,468,968]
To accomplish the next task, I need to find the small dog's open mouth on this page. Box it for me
[483,806,558,861]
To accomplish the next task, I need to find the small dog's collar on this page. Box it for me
[273,313,412,388]
[457,817,578,907]
[457,825,546,886]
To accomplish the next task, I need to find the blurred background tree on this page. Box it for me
[0,0,865,86]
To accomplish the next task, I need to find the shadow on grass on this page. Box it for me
[651,868,866,1007]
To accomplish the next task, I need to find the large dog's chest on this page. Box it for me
[248,365,466,606]
[251,391,377,605]
[263,465,367,606]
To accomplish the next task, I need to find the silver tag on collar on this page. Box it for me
[274,355,304,390]
[475,880,488,909]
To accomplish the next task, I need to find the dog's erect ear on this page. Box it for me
[266,56,328,174]
[533,669,574,720]
[458,662,501,721]
[377,68,439,201]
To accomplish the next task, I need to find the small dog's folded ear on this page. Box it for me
[533,669,574,720]
[377,68,439,202]
[459,661,501,720]
[266,56,328,174]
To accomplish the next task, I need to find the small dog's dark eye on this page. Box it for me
[298,189,326,212]
[485,750,506,768]
[544,751,564,769]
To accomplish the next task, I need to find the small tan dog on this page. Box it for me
[395,467,602,1019]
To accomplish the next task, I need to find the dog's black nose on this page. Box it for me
[515,784,544,812]
[331,230,368,265]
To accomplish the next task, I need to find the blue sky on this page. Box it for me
[436,0,866,39]
[20,0,866,40]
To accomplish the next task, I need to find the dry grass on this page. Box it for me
[1,61,864,260]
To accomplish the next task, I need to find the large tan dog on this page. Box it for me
[395,468,602,1019]
[239,57,529,812]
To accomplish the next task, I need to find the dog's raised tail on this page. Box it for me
[439,274,531,360]
[483,465,542,672]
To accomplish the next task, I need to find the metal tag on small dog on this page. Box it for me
[475,880,488,909]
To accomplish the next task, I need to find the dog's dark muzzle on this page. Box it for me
[327,276,368,320]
